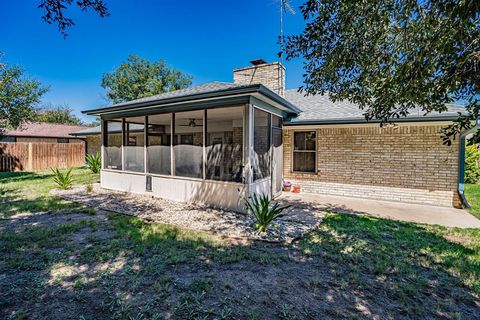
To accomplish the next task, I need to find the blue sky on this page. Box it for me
[1,0,307,123]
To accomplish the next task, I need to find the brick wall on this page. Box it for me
[233,62,286,96]
[283,124,461,207]
[86,135,101,155]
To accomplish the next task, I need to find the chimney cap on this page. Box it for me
[250,58,267,66]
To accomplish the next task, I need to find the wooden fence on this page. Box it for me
[0,142,85,172]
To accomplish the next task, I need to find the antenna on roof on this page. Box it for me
[278,0,295,62]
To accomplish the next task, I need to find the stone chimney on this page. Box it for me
[233,59,286,97]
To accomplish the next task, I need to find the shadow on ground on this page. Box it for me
[1,207,479,319]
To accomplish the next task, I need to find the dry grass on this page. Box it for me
[1,171,479,319]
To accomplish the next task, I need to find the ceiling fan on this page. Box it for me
[180,118,203,127]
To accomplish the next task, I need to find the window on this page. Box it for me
[174,110,203,178]
[272,114,282,128]
[206,106,243,182]
[272,114,282,148]
[253,108,271,181]
[124,117,145,172]
[104,120,122,170]
[147,113,171,175]
[293,131,316,173]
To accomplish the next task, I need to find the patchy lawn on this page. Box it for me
[0,168,99,218]
[465,183,480,219]
[1,171,479,319]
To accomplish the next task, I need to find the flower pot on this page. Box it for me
[283,186,291,192]
[292,185,301,193]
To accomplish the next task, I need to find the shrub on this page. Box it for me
[51,167,73,190]
[85,152,101,174]
[465,144,480,183]
[85,183,93,193]
[244,193,291,232]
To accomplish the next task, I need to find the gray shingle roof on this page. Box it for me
[107,82,247,108]
[71,126,101,136]
[71,122,145,136]
[285,89,466,123]
[73,83,467,135]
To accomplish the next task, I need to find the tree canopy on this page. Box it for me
[0,55,49,132]
[285,0,479,145]
[101,55,192,104]
[38,0,109,37]
[35,105,83,125]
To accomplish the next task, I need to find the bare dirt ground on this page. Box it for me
[1,208,479,320]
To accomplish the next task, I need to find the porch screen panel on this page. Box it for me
[253,108,271,181]
[147,113,171,175]
[293,131,316,173]
[104,120,122,170]
[206,106,243,182]
[124,117,145,172]
[174,110,203,178]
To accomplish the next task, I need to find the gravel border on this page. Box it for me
[51,184,324,242]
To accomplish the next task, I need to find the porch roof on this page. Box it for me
[82,82,301,117]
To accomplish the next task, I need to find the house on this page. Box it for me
[78,60,467,211]
[70,125,108,155]
[1,122,89,144]
[0,122,90,171]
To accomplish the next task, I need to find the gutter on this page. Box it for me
[458,119,480,208]
[82,84,301,116]
[284,115,460,126]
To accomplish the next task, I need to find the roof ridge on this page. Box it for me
[21,122,89,128]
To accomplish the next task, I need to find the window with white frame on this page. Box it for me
[293,131,316,173]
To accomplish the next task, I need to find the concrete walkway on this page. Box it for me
[279,192,480,229]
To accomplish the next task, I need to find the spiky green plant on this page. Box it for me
[85,183,93,193]
[244,193,291,232]
[85,152,101,174]
[51,167,73,190]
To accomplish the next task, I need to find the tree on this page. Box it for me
[36,105,83,125]
[38,0,109,37]
[101,55,193,104]
[465,144,480,184]
[0,55,49,133]
[86,116,101,127]
[285,0,479,145]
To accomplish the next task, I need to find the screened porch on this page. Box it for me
[100,104,283,211]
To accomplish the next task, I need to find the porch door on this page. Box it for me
[271,126,283,197]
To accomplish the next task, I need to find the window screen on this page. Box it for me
[293,131,316,173]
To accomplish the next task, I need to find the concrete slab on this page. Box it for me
[279,192,480,229]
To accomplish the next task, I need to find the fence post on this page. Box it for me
[27,142,33,171]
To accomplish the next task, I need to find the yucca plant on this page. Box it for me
[85,152,101,174]
[51,167,73,190]
[85,183,94,193]
[244,193,291,232]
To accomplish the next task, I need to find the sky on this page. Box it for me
[1,0,307,124]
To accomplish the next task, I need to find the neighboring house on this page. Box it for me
[77,60,468,210]
[2,122,89,144]
[0,122,90,171]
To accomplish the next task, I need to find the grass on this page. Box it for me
[465,183,480,219]
[1,170,479,319]
[0,167,99,218]
[301,213,480,294]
